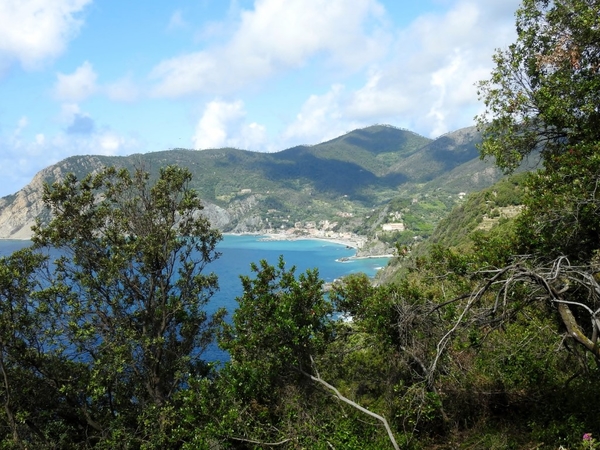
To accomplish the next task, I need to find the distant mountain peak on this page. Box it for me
[0,124,503,240]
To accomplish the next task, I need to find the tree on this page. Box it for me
[0,165,225,447]
[217,259,404,449]
[0,248,75,448]
[474,0,600,363]
[476,0,600,172]
[219,257,332,405]
[514,142,600,261]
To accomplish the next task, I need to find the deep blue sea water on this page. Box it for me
[0,235,390,361]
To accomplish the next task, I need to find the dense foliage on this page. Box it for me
[2,0,600,448]
[477,0,600,171]
[0,166,225,448]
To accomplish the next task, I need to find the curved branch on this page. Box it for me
[428,258,600,389]
[299,366,400,450]
[557,302,600,358]
[230,437,293,446]
[428,266,512,382]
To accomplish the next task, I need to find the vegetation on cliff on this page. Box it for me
[1,0,600,448]
[0,124,502,240]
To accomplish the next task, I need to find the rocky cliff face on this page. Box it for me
[199,196,265,233]
[0,185,45,239]
[355,239,394,258]
[0,164,267,239]
[0,159,105,239]
[0,156,123,239]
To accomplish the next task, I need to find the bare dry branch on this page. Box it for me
[230,436,294,446]
[428,257,600,384]
[300,358,400,450]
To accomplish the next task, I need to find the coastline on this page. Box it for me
[225,231,359,249]
[0,233,393,260]
[224,232,394,260]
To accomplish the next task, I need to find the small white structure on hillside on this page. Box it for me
[382,223,405,232]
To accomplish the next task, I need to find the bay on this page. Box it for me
[207,235,388,314]
[0,235,390,361]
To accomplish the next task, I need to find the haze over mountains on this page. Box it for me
[0,124,505,240]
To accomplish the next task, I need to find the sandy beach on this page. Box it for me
[258,232,360,249]
[225,232,394,260]
[227,231,361,248]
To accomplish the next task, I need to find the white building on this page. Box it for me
[382,223,405,232]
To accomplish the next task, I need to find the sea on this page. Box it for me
[0,235,390,361]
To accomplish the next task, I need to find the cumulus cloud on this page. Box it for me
[54,61,98,102]
[58,103,81,124]
[150,0,388,97]
[54,69,141,103]
[193,99,267,150]
[105,75,140,102]
[13,116,29,137]
[167,9,188,31]
[281,0,521,141]
[0,117,140,197]
[281,85,359,145]
[345,0,519,137]
[0,0,91,71]
[97,132,132,153]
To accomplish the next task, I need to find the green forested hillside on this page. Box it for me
[1,124,506,239]
[47,125,433,206]
[425,173,526,250]
[389,126,481,181]
[295,125,431,175]
[2,0,600,448]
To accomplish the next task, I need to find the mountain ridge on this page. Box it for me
[0,124,503,240]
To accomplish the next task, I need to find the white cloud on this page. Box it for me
[167,9,188,31]
[0,0,91,71]
[193,99,267,150]
[347,70,411,120]
[0,118,140,197]
[58,103,81,124]
[151,0,388,97]
[14,116,29,137]
[334,0,521,137]
[231,0,387,68]
[282,85,354,145]
[54,69,140,103]
[54,61,98,102]
[150,52,222,98]
[105,75,140,102]
[276,0,521,145]
[98,132,129,153]
[425,48,491,137]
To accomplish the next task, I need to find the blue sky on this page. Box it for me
[0,0,521,197]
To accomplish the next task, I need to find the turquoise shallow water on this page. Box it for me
[0,235,390,361]
[0,235,389,307]
[209,235,389,313]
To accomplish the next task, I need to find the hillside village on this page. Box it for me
[223,185,472,256]
[0,126,490,247]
